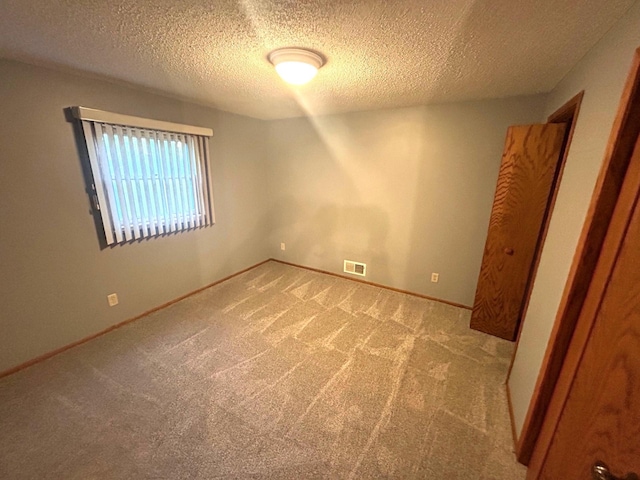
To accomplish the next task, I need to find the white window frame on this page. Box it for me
[73,107,215,245]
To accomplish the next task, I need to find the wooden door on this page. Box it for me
[471,123,566,340]
[530,134,640,480]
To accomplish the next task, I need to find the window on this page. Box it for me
[73,107,214,245]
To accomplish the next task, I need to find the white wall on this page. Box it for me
[267,97,546,307]
[0,60,270,372]
[509,1,640,436]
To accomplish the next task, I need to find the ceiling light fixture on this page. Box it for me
[268,48,324,86]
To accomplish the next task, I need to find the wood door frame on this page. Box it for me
[528,47,640,479]
[515,91,584,340]
[505,91,584,460]
[516,47,640,467]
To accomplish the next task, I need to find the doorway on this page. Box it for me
[470,92,583,341]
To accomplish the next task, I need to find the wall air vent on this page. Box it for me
[343,260,366,277]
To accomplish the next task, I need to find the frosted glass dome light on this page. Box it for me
[268,48,324,85]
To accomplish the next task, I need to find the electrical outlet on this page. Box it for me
[431,273,439,283]
[107,293,119,307]
[280,242,286,251]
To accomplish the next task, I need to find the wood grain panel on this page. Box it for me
[510,91,584,464]
[471,124,566,340]
[526,49,640,473]
[538,136,640,479]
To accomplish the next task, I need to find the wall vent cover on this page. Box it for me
[344,260,366,277]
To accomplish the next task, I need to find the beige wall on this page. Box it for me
[267,98,546,307]
[509,2,640,436]
[0,60,270,372]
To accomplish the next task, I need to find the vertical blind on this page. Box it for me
[75,108,214,245]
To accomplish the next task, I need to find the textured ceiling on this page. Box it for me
[0,0,635,119]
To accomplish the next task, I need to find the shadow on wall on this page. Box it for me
[402,105,503,303]
[271,195,391,283]
[211,212,272,283]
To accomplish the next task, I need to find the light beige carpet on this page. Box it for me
[0,261,526,479]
